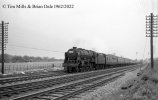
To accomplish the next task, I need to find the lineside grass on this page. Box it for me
[121,60,158,100]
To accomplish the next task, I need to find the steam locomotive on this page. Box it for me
[63,47,136,73]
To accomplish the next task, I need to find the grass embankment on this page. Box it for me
[120,61,158,100]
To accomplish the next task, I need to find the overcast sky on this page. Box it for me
[0,0,158,59]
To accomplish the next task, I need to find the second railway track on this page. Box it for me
[0,70,67,85]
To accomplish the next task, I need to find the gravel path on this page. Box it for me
[69,65,147,100]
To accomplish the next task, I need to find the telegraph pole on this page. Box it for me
[0,21,9,74]
[146,13,158,69]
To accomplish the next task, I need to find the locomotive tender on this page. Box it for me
[63,47,136,73]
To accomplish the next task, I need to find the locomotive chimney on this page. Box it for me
[73,47,77,49]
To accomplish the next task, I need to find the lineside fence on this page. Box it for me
[0,62,63,74]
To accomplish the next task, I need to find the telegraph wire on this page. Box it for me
[7,44,65,53]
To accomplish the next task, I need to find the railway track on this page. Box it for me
[0,64,140,100]
[13,72,124,100]
[0,70,67,85]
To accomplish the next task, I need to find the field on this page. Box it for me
[0,61,63,74]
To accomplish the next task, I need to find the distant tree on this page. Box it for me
[0,54,12,63]
[36,57,42,62]
[43,57,49,61]
[0,54,63,63]
[12,56,24,62]
[23,55,30,62]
